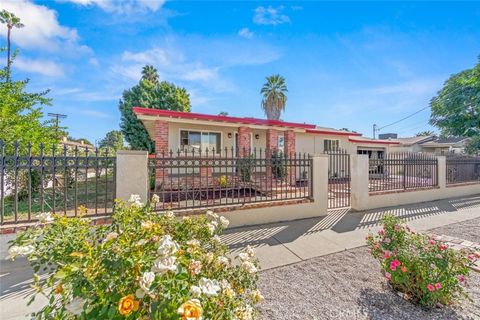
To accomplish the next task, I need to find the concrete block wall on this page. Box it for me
[350,155,480,211]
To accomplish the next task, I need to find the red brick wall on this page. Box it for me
[266,129,278,156]
[155,120,169,184]
[284,130,295,156]
[238,126,252,157]
[155,120,169,155]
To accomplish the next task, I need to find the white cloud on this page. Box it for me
[59,0,166,14]
[253,6,290,25]
[114,47,226,90]
[88,57,99,66]
[14,57,64,77]
[238,27,254,39]
[0,0,84,52]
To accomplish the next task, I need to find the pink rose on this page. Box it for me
[385,272,391,281]
[435,283,442,290]
[427,284,435,292]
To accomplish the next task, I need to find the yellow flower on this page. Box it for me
[70,252,84,258]
[55,283,63,294]
[178,299,203,320]
[118,294,139,316]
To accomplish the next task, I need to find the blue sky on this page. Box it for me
[2,1,479,144]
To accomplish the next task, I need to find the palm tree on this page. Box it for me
[141,65,159,84]
[261,74,288,120]
[0,10,24,82]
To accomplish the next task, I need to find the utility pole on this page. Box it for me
[373,124,377,139]
[48,113,67,140]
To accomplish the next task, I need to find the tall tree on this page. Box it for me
[0,10,24,82]
[261,74,288,120]
[429,57,480,137]
[119,65,191,152]
[141,65,159,84]
[465,136,480,155]
[0,64,57,153]
[98,130,124,152]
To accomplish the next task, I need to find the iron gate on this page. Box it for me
[325,149,351,209]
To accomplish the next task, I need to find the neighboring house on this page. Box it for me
[132,107,399,158]
[60,137,95,151]
[388,135,470,155]
[388,135,437,153]
[420,137,471,155]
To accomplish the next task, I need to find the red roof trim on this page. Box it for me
[348,138,400,145]
[305,128,362,137]
[133,107,316,129]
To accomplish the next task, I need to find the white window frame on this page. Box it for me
[178,128,223,154]
[323,139,340,152]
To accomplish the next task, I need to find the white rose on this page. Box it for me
[198,277,221,297]
[216,256,230,267]
[187,239,200,247]
[207,221,218,235]
[157,235,179,257]
[140,271,155,292]
[212,235,222,243]
[37,212,54,224]
[128,194,143,207]
[165,211,175,218]
[219,216,229,228]
[152,256,177,274]
[190,285,202,297]
[237,252,250,262]
[245,245,255,258]
[7,245,35,260]
[206,210,219,220]
[241,261,257,274]
[151,194,160,204]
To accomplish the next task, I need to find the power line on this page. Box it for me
[377,106,429,131]
[372,106,429,139]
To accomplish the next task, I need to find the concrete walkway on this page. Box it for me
[223,194,480,270]
[1,194,479,319]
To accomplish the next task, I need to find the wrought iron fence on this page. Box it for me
[149,147,311,211]
[0,141,116,225]
[369,152,438,193]
[325,149,350,209]
[446,155,480,185]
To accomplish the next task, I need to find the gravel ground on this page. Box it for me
[258,218,480,320]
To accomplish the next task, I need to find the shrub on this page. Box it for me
[8,196,262,319]
[271,151,287,180]
[366,215,478,307]
[236,155,255,182]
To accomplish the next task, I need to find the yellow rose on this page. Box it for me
[178,299,203,320]
[118,294,139,316]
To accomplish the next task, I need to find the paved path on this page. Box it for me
[223,194,480,270]
[1,194,479,319]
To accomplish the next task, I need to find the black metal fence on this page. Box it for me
[0,141,116,225]
[369,152,438,193]
[149,148,311,211]
[325,149,350,209]
[446,155,480,185]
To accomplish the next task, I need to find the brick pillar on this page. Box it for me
[155,120,169,186]
[237,127,252,157]
[284,130,296,185]
[266,129,278,180]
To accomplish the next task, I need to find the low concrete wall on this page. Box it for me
[116,150,149,202]
[351,154,480,211]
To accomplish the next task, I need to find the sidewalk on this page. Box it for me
[222,194,480,270]
[1,195,479,319]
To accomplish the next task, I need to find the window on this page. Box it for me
[180,130,221,153]
[324,139,340,152]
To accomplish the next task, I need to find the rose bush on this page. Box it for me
[9,196,261,319]
[366,215,478,307]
